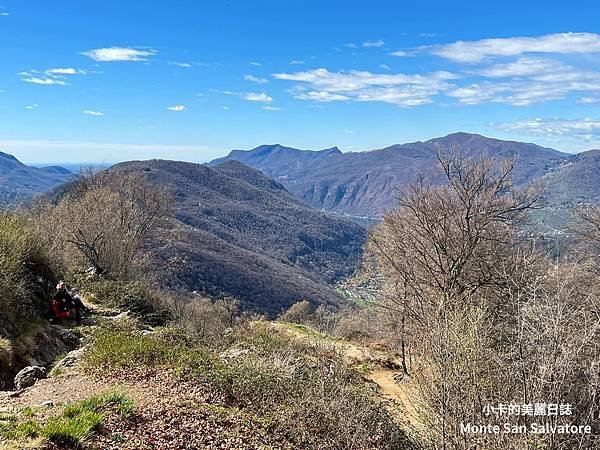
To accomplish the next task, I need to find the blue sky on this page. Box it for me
[1,0,599,164]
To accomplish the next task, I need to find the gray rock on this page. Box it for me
[14,366,46,390]
[52,326,81,347]
[54,348,85,370]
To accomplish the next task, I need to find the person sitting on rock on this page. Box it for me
[52,281,86,322]
[67,285,90,313]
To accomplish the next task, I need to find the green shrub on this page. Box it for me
[82,326,218,376]
[43,411,104,445]
[0,420,41,440]
[0,212,55,324]
[0,391,134,446]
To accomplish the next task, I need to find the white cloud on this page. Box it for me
[273,68,456,106]
[578,96,600,104]
[390,50,410,57]
[83,110,104,116]
[242,92,273,103]
[216,90,273,103]
[167,105,186,112]
[244,74,268,84]
[379,64,391,70]
[262,105,282,111]
[363,40,385,48]
[46,67,84,75]
[343,43,358,49]
[222,106,229,110]
[26,104,38,110]
[20,66,86,86]
[249,61,262,66]
[433,32,600,63]
[82,47,156,62]
[23,77,67,86]
[476,57,565,78]
[290,60,304,65]
[169,61,192,68]
[498,117,600,140]
[448,60,600,106]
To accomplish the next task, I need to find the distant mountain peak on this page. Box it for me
[319,146,342,155]
[0,151,73,205]
[0,151,25,166]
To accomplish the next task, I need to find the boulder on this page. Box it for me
[52,326,81,347]
[54,348,85,370]
[14,366,46,390]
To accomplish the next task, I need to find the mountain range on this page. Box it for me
[0,151,73,205]
[4,131,600,313]
[210,133,570,220]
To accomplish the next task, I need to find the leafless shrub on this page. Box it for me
[171,295,239,341]
[38,169,171,279]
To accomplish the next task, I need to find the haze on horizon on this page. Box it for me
[0,0,599,164]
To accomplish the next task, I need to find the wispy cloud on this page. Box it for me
[273,68,456,106]
[389,50,411,57]
[262,105,282,111]
[432,32,600,63]
[47,67,86,75]
[167,105,186,112]
[244,74,268,84]
[498,117,600,140]
[448,58,600,106]
[82,47,156,62]
[243,92,272,103]
[20,67,86,86]
[216,90,273,103]
[83,110,104,116]
[168,61,192,68]
[23,77,67,86]
[290,60,304,65]
[363,39,385,48]
[249,61,262,66]
[578,96,600,104]
[25,104,38,110]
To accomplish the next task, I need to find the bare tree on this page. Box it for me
[367,151,551,448]
[50,169,171,279]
